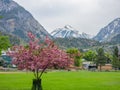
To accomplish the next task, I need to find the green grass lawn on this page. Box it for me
[0,71,120,90]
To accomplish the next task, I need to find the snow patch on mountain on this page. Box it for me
[51,25,93,39]
[94,18,120,42]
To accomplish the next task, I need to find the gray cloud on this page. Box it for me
[14,0,120,35]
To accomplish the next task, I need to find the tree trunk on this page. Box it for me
[32,79,42,90]
[99,64,102,71]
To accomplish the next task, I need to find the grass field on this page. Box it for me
[0,71,120,90]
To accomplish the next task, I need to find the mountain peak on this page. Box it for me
[51,26,93,39]
[94,18,120,42]
[64,25,73,30]
[51,25,80,38]
[114,18,120,21]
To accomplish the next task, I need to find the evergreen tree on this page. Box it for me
[112,46,120,70]
[96,48,106,71]
[105,53,112,64]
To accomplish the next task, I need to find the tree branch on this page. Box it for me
[33,70,37,79]
[38,62,50,79]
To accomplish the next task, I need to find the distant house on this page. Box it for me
[1,55,12,64]
[82,61,91,69]
[88,64,97,71]
[82,61,113,71]
[98,64,112,71]
[0,49,13,67]
[82,61,97,70]
[1,51,6,55]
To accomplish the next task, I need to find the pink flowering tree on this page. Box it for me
[8,32,73,90]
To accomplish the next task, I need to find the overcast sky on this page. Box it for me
[14,0,120,35]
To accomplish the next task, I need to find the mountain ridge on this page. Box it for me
[51,25,93,39]
[94,18,120,42]
[0,0,51,42]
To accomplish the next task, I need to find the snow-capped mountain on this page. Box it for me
[51,25,80,38]
[94,18,120,42]
[51,25,93,39]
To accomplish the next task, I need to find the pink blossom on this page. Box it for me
[8,33,73,79]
